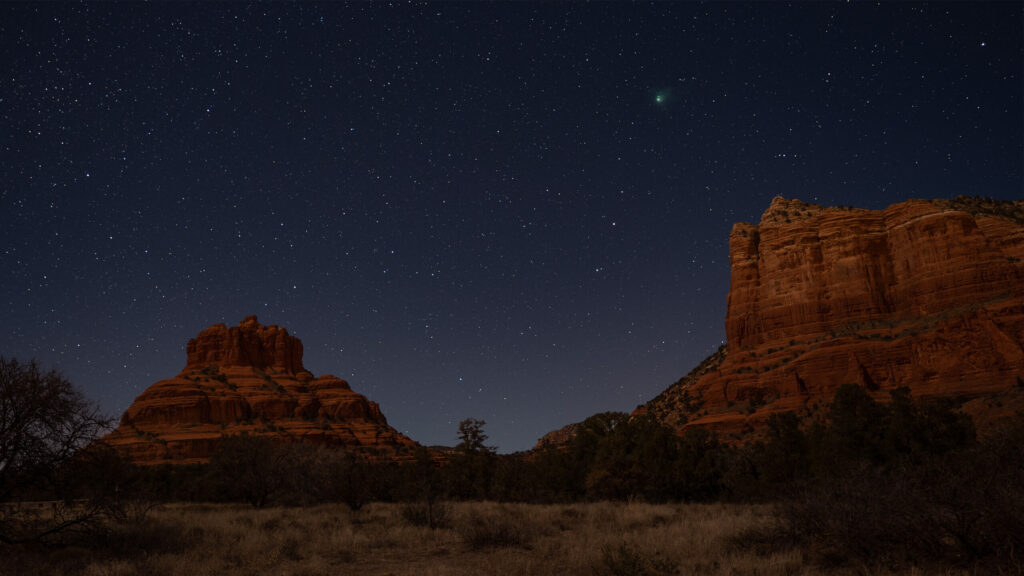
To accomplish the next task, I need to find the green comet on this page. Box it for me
[654,89,670,105]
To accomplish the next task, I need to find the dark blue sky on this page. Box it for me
[2,3,1021,452]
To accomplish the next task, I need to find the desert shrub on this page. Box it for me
[776,428,1024,571]
[810,384,975,473]
[526,412,730,503]
[727,523,795,558]
[814,382,889,467]
[779,463,934,567]
[279,536,303,561]
[399,500,451,529]
[392,443,455,528]
[596,543,679,576]
[598,543,647,576]
[488,454,544,502]
[586,415,685,501]
[205,437,375,509]
[725,384,978,501]
[727,386,1012,571]
[516,444,584,503]
[289,445,372,509]
[935,421,1024,568]
[881,388,975,460]
[752,411,810,485]
[85,516,198,558]
[456,507,533,549]
[1,515,195,576]
[207,434,292,508]
[561,412,632,499]
[673,427,726,502]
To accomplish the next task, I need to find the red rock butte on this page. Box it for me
[640,196,1024,437]
[103,316,419,465]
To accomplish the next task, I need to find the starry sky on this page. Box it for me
[2,3,1021,453]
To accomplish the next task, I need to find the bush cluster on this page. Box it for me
[4,354,1021,573]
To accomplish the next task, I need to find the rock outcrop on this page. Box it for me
[103,316,419,465]
[533,422,582,451]
[641,196,1024,438]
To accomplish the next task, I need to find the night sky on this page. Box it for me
[2,3,1021,453]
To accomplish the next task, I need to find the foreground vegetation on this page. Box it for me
[0,500,979,576]
[3,356,1023,574]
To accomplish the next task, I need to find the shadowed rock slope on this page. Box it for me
[103,316,419,465]
[639,196,1024,439]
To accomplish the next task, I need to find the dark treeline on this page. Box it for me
[3,355,1022,570]
[104,383,1022,569]
[21,382,1015,511]
[147,383,997,508]
[2,355,1008,511]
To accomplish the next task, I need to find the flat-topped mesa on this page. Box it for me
[726,197,1024,352]
[186,315,305,374]
[640,195,1024,438]
[103,316,420,465]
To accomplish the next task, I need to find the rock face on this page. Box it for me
[533,422,582,451]
[641,196,1024,438]
[103,316,419,465]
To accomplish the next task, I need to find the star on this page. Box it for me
[0,1,1019,455]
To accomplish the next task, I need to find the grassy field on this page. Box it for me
[1,500,987,576]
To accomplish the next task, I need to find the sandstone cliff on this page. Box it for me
[641,196,1024,438]
[103,316,419,465]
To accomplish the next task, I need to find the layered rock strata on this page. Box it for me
[103,316,418,464]
[641,196,1024,437]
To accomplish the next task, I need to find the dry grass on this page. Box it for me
[0,501,987,576]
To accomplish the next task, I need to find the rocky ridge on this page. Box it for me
[640,196,1024,438]
[533,422,583,451]
[102,316,419,465]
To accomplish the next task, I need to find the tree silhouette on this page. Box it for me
[0,357,116,543]
[451,418,496,499]
[456,418,493,454]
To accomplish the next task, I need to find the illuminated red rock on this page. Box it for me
[532,422,582,451]
[185,315,304,373]
[641,196,1024,438]
[102,316,419,465]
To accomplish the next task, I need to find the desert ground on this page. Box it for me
[2,500,982,576]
